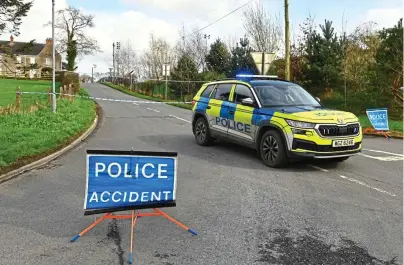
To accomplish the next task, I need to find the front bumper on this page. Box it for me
[288,138,362,159]
[283,125,363,159]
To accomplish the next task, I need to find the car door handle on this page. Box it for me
[206,105,211,109]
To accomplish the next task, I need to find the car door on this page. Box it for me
[228,83,257,142]
[207,83,234,136]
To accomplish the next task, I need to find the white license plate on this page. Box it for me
[332,139,355,147]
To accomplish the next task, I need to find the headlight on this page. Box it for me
[286,119,315,128]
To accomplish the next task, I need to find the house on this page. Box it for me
[0,35,62,78]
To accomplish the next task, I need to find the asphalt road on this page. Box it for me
[0,83,402,265]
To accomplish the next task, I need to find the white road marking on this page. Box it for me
[147,108,160,113]
[339,175,396,197]
[132,102,139,106]
[362,148,404,157]
[359,153,404,161]
[169,115,191,123]
[308,165,329,172]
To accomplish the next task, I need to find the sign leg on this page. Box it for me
[129,210,138,264]
[153,209,197,235]
[71,213,112,242]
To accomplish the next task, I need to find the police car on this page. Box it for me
[191,75,362,168]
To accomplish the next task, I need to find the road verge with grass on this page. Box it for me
[102,82,402,138]
[0,86,98,176]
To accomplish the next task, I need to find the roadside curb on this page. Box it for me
[0,115,99,184]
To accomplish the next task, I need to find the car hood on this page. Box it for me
[259,106,359,123]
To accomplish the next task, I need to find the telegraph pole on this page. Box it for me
[112,42,115,83]
[284,0,290,81]
[51,0,56,112]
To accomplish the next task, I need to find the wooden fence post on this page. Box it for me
[47,88,51,104]
[16,87,21,111]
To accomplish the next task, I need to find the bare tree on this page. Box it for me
[138,33,173,80]
[115,40,138,76]
[224,33,239,52]
[242,0,283,53]
[173,26,207,72]
[45,5,101,71]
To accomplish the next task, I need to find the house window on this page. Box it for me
[16,56,21,64]
[46,57,51,66]
[31,57,35,64]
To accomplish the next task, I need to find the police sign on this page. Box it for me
[366,108,389,131]
[84,150,177,214]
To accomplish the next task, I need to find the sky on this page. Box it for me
[4,0,403,76]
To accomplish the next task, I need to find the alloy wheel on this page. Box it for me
[195,121,206,143]
[262,135,279,162]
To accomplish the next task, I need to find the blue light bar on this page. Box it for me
[236,74,278,78]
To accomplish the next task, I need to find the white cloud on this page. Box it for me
[363,8,402,29]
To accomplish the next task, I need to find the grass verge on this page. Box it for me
[0,88,97,175]
[100,82,402,137]
[101,82,193,110]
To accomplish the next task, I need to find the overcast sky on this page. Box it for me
[6,0,403,76]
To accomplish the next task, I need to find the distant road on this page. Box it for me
[0,83,401,265]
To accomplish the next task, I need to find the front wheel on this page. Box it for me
[259,130,288,168]
[194,117,213,146]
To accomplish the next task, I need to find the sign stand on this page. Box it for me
[364,108,392,139]
[71,149,197,264]
[71,208,197,264]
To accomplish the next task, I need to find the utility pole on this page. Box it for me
[112,42,115,83]
[284,0,290,81]
[51,0,56,112]
[203,34,210,72]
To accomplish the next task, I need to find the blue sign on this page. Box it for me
[366,108,389,131]
[84,150,177,213]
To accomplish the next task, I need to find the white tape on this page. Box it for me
[19,91,192,104]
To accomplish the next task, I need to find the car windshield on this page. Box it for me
[252,82,321,107]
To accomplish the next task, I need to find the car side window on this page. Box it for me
[212,83,233,101]
[233,84,254,104]
[200,84,215,98]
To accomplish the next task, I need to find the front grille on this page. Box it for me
[292,139,361,152]
[317,123,360,137]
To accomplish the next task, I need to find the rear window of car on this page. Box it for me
[201,85,215,98]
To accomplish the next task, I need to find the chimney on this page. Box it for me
[9,35,14,46]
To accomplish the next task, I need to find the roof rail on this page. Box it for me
[214,78,237,81]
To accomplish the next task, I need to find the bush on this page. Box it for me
[57,70,80,94]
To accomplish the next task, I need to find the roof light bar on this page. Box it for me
[236,74,278,78]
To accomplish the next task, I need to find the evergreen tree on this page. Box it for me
[227,36,258,77]
[170,54,199,98]
[205,38,230,75]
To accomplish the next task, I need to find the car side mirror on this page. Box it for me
[315,97,321,103]
[241,97,256,107]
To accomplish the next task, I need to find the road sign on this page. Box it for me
[251,52,276,75]
[73,149,196,264]
[366,108,389,131]
[84,150,177,214]
[162,64,170,77]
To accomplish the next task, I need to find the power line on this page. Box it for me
[185,0,255,38]
[183,0,244,25]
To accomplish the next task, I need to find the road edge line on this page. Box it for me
[0,115,99,184]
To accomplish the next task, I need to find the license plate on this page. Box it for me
[332,139,355,147]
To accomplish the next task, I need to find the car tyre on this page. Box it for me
[194,117,213,146]
[259,130,288,168]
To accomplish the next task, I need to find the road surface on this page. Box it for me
[0,83,402,265]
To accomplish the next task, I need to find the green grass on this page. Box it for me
[0,78,60,107]
[101,82,193,110]
[0,88,96,173]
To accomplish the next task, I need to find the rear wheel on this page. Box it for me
[259,130,288,168]
[194,117,213,146]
